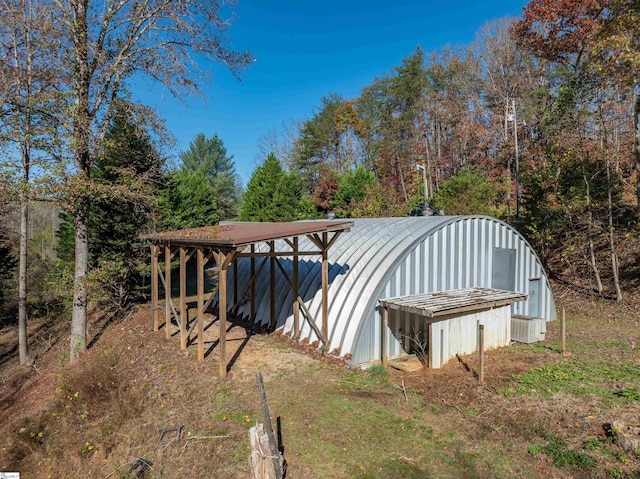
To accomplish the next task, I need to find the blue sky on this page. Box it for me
[137,0,530,184]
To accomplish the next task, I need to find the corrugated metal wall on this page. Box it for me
[225,216,556,365]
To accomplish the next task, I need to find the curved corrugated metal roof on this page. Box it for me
[227,216,555,363]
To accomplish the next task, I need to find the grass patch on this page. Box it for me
[529,433,598,471]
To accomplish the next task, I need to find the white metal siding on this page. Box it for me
[223,216,556,365]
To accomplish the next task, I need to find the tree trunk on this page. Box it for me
[606,158,622,302]
[70,197,88,362]
[69,0,91,363]
[634,91,640,223]
[583,165,603,294]
[18,197,30,367]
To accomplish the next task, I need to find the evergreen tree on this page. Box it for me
[180,133,241,219]
[240,153,285,222]
[431,167,500,216]
[331,166,377,217]
[159,169,219,229]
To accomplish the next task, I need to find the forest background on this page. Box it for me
[0,0,639,366]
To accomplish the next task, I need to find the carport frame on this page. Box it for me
[143,221,353,378]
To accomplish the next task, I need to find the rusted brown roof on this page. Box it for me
[140,221,353,248]
[379,287,527,318]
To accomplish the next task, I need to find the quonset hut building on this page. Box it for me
[226,216,556,366]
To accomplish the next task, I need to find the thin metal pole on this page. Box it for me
[513,98,521,219]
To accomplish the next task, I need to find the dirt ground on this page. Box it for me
[1,285,639,478]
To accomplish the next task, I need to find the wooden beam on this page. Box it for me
[179,246,187,350]
[197,248,205,361]
[293,237,300,340]
[321,232,329,349]
[269,241,275,331]
[164,245,172,340]
[158,267,181,330]
[151,244,159,331]
[237,250,319,258]
[382,306,388,367]
[218,251,228,379]
[233,260,238,308]
[250,244,255,320]
[326,230,343,250]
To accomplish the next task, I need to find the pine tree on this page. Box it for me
[240,154,285,222]
[180,133,241,219]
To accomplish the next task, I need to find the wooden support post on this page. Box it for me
[219,252,228,379]
[478,324,485,385]
[164,245,172,340]
[382,307,388,367]
[151,245,159,331]
[250,244,255,320]
[321,232,329,348]
[293,237,300,340]
[269,241,275,331]
[197,248,205,361]
[233,260,238,307]
[256,372,283,479]
[561,306,567,355]
[179,246,187,350]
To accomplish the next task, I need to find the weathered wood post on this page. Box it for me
[478,324,485,385]
[381,306,388,368]
[249,372,283,479]
[561,306,569,356]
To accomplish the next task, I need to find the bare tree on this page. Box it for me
[0,0,62,367]
[47,0,252,362]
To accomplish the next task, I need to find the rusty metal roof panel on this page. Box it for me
[141,221,353,247]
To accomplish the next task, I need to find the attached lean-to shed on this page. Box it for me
[378,288,527,369]
[226,216,556,366]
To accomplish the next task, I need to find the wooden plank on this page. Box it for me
[250,244,255,320]
[237,250,319,258]
[233,260,238,308]
[197,248,205,361]
[293,237,299,340]
[269,241,275,331]
[164,245,172,340]
[256,372,283,479]
[219,251,228,379]
[382,307,388,367]
[478,324,485,385]
[151,244,159,331]
[321,232,329,349]
[179,246,187,350]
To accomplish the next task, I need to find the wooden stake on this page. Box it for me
[179,247,187,350]
[219,252,227,379]
[293,237,300,340]
[197,248,205,361]
[478,324,485,385]
[256,372,282,479]
[561,306,567,355]
[151,244,159,331]
[382,306,388,367]
[164,245,172,340]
